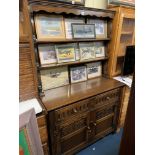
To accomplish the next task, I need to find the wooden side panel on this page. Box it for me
[19,45,37,101]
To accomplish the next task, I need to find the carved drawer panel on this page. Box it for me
[55,97,94,123]
[60,117,87,138]
[94,88,121,108]
[95,104,115,120]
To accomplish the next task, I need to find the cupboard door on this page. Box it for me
[54,113,90,155]
[90,104,116,140]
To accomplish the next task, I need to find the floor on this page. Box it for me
[76,129,123,155]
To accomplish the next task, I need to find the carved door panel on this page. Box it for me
[90,104,117,140]
[54,112,90,155]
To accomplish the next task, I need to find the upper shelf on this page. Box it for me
[28,0,115,18]
[35,38,111,44]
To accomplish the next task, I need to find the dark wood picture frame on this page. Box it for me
[71,23,96,39]
[108,0,135,7]
[19,108,44,155]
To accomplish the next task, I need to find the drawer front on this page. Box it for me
[95,104,115,121]
[39,126,48,144]
[55,97,95,123]
[94,88,121,108]
[37,115,46,127]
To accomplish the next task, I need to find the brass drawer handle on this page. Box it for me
[106,96,110,100]
[87,126,90,130]
[73,108,77,113]
[93,123,97,126]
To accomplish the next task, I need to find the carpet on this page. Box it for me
[76,129,123,155]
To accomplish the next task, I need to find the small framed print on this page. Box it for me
[79,42,95,60]
[86,61,102,79]
[87,19,107,38]
[34,14,65,41]
[64,18,85,39]
[50,0,85,5]
[72,24,96,39]
[38,44,57,65]
[56,43,76,63]
[40,66,69,90]
[94,42,105,58]
[70,66,87,83]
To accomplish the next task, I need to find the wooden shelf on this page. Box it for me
[35,38,111,44]
[41,77,125,111]
[39,57,108,69]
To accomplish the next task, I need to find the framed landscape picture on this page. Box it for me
[40,66,69,90]
[19,108,44,155]
[72,24,96,39]
[79,42,95,60]
[87,19,107,38]
[94,42,105,58]
[86,61,102,79]
[70,66,87,83]
[56,43,76,63]
[38,44,57,65]
[50,0,85,5]
[34,14,65,41]
[64,18,85,39]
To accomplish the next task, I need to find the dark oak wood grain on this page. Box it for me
[42,77,124,111]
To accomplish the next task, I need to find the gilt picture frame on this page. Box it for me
[19,108,44,155]
[86,61,102,79]
[70,66,87,83]
[34,14,66,41]
[72,23,96,39]
[56,43,76,63]
[38,44,57,65]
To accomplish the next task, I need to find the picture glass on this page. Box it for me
[72,24,96,39]
[87,61,102,79]
[79,42,95,60]
[94,42,105,58]
[56,44,76,63]
[41,66,69,90]
[71,66,87,83]
[35,15,65,40]
[38,45,57,65]
[87,19,107,37]
[65,18,84,39]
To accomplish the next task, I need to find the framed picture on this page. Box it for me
[49,0,85,5]
[108,0,135,6]
[86,61,102,79]
[34,14,65,41]
[70,66,87,83]
[79,42,95,60]
[56,43,76,63]
[72,24,96,39]
[19,108,44,155]
[38,44,57,65]
[87,19,107,38]
[94,42,105,58]
[40,66,69,90]
[64,18,85,39]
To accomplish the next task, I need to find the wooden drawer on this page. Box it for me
[94,88,121,109]
[39,126,48,144]
[37,115,46,127]
[54,97,95,123]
